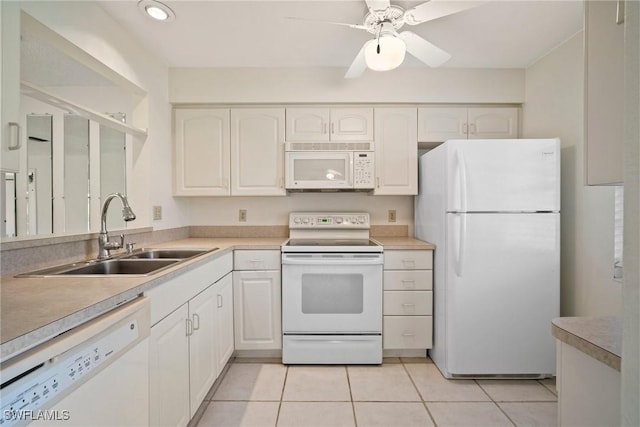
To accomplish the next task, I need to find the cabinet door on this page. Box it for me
[374,108,418,195]
[1,1,21,172]
[174,108,230,196]
[188,285,217,417]
[233,270,282,350]
[214,273,234,376]
[417,107,467,144]
[584,1,625,185]
[467,108,518,139]
[149,304,190,427]
[285,108,329,141]
[330,107,373,141]
[231,108,285,196]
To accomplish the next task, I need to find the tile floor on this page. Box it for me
[196,358,557,427]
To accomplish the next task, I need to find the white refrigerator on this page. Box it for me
[415,138,560,378]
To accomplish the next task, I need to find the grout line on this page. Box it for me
[345,365,359,426]
[401,361,439,426]
[274,365,289,426]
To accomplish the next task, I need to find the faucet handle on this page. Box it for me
[119,233,125,248]
[126,242,135,254]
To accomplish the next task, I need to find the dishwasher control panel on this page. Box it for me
[1,319,140,427]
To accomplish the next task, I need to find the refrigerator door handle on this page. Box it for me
[454,213,467,277]
[455,149,468,212]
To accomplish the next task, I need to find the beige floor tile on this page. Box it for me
[383,357,402,363]
[213,363,287,401]
[282,366,350,401]
[499,402,558,427]
[405,363,491,402]
[426,402,513,427]
[477,380,557,402]
[277,402,355,427]
[538,378,557,396]
[197,401,279,427]
[348,364,421,401]
[354,402,435,427]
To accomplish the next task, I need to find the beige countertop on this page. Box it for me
[372,236,435,250]
[0,236,434,361]
[551,316,622,371]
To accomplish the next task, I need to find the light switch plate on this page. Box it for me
[388,210,396,223]
[239,209,247,222]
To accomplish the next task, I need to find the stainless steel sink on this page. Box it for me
[15,247,217,277]
[123,248,215,260]
[59,259,179,275]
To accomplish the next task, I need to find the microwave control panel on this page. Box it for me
[353,152,375,189]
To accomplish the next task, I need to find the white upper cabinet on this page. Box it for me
[374,108,418,195]
[418,107,519,146]
[174,108,230,196]
[231,108,286,196]
[1,2,21,172]
[584,0,625,185]
[286,107,373,141]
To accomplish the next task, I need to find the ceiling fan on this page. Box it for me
[291,0,485,78]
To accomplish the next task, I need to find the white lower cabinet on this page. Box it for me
[233,250,282,351]
[147,254,234,426]
[150,304,191,427]
[383,250,433,351]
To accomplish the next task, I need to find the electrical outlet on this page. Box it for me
[153,205,162,221]
[388,209,397,223]
[239,209,247,222]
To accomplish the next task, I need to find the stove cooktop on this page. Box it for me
[282,238,383,253]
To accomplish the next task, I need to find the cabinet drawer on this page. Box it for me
[384,250,432,270]
[384,270,432,290]
[383,316,433,349]
[384,291,432,315]
[234,250,281,270]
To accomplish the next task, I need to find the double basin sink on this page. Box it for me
[17,248,217,277]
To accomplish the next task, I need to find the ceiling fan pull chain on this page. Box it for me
[376,25,382,54]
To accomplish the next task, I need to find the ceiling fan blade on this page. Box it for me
[399,31,452,68]
[344,43,368,79]
[404,0,486,25]
[365,0,391,13]
[285,16,367,31]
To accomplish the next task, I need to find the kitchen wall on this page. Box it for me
[522,32,623,317]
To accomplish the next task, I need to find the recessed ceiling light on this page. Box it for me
[138,0,175,22]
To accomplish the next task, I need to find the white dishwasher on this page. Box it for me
[0,297,150,427]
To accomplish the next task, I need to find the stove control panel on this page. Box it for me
[289,212,370,229]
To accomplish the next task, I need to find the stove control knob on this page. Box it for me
[358,216,366,224]
[302,218,310,224]
[294,217,301,224]
[335,217,343,224]
[351,217,357,223]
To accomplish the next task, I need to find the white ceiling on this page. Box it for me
[98,0,584,70]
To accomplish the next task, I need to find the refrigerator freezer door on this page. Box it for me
[444,212,560,376]
[446,139,560,213]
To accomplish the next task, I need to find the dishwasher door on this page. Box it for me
[1,297,150,427]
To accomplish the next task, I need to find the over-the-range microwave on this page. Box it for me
[285,142,375,191]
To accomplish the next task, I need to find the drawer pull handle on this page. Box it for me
[401,259,416,268]
[402,332,416,337]
[401,303,415,307]
[401,280,415,288]
[217,294,223,308]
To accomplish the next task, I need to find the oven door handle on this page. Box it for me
[282,254,383,265]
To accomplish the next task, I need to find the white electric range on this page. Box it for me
[281,212,383,364]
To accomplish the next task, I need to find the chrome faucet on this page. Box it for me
[97,193,136,259]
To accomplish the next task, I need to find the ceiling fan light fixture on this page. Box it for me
[364,35,406,71]
[138,0,175,22]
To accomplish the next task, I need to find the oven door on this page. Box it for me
[281,253,383,334]
[285,152,353,189]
